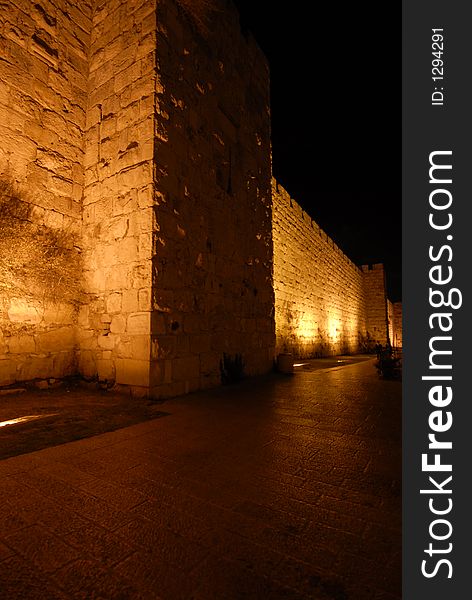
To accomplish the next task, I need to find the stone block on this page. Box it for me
[97,334,116,350]
[151,335,176,360]
[42,303,75,326]
[171,356,200,382]
[115,358,149,387]
[110,314,126,333]
[138,288,151,311]
[130,335,151,361]
[17,356,54,381]
[36,327,75,353]
[8,335,36,354]
[151,313,166,335]
[52,351,76,378]
[78,350,97,379]
[189,334,211,355]
[0,359,16,386]
[127,312,150,335]
[7,298,41,324]
[97,359,115,381]
[122,289,139,313]
[124,260,150,289]
[106,292,122,313]
[200,352,220,377]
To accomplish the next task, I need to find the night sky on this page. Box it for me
[233,2,401,301]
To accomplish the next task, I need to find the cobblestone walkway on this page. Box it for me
[0,358,401,599]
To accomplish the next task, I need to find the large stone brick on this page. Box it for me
[36,327,76,353]
[8,335,36,355]
[115,358,150,387]
[0,359,16,386]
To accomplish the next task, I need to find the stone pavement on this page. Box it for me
[0,358,401,600]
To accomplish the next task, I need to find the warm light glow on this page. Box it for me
[328,316,341,341]
[296,313,316,340]
[0,414,58,428]
[293,363,308,367]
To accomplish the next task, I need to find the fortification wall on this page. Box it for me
[361,263,389,346]
[0,0,397,393]
[387,299,394,346]
[273,180,368,357]
[150,0,274,397]
[0,0,274,394]
[0,0,91,386]
[393,302,402,348]
[78,0,157,394]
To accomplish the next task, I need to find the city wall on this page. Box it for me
[272,181,392,357]
[0,0,275,393]
[78,0,158,395]
[149,0,274,397]
[0,0,400,392]
[0,0,91,385]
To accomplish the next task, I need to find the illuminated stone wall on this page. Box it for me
[273,180,391,357]
[77,0,157,395]
[0,0,274,393]
[361,263,389,347]
[149,0,274,397]
[387,299,394,346]
[0,0,91,386]
[76,0,274,398]
[392,302,403,348]
[1,0,396,392]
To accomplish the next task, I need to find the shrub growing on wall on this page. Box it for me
[0,178,83,307]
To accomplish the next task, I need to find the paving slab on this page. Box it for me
[0,358,401,599]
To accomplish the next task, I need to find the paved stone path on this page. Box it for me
[0,359,401,599]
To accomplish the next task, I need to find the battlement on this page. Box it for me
[273,179,363,275]
[361,263,385,273]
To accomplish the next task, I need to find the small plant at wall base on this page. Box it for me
[220,353,245,384]
[0,178,84,307]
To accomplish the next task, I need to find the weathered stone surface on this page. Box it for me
[115,358,149,387]
[8,335,36,355]
[36,328,75,354]
[0,359,16,386]
[7,299,41,324]
[361,263,390,346]
[0,0,399,396]
[126,313,150,335]
[273,182,394,357]
[392,302,402,348]
[97,358,115,381]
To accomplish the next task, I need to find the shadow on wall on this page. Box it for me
[0,177,83,385]
[149,0,274,396]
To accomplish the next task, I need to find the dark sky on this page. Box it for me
[233,2,401,302]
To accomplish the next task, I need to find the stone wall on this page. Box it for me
[0,0,398,393]
[392,302,402,348]
[0,0,91,386]
[150,0,274,397]
[387,300,394,347]
[361,263,389,347]
[273,180,369,357]
[0,0,275,394]
[78,0,158,395]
